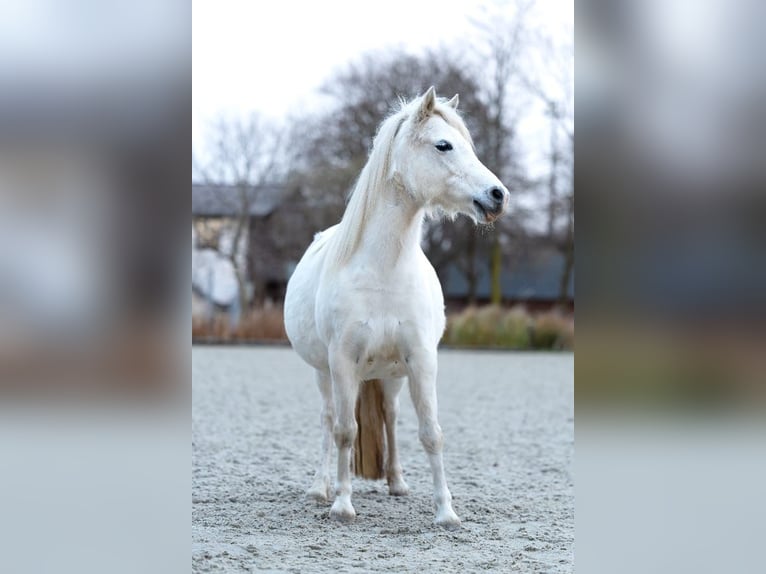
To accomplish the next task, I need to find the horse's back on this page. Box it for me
[284,225,337,370]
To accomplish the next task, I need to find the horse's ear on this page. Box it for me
[447,94,459,109]
[417,86,437,121]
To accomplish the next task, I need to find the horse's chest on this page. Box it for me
[355,283,417,311]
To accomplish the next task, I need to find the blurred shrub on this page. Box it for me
[531,311,575,350]
[447,306,480,346]
[499,306,534,348]
[576,323,765,408]
[444,305,572,350]
[192,308,287,343]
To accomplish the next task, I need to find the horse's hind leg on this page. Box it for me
[382,377,409,496]
[306,369,334,503]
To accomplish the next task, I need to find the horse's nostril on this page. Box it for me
[490,187,504,202]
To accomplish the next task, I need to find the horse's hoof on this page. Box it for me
[329,501,356,523]
[306,488,329,504]
[330,508,356,523]
[306,477,331,503]
[388,478,410,496]
[434,508,461,530]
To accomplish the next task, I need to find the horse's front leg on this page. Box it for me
[407,351,460,529]
[328,348,360,522]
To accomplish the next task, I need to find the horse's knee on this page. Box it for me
[419,422,444,454]
[333,421,357,448]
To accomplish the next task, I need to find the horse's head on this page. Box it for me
[391,87,509,223]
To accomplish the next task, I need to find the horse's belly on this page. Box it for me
[284,230,333,371]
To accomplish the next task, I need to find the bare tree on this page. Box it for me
[293,50,490,192]
[469,0,536,304]
[193,112,284,313]
[522,29,574,308]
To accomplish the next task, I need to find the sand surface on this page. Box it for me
[192,346,573,573]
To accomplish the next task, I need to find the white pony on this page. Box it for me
[284,87,508,528]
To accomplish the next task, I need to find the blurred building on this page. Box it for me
[191,182,301,316]
[192,183,574,315]
[440,243,575,312]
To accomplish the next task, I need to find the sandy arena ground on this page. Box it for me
[192,346,573,573]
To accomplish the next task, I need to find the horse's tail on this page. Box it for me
[354,379,386,480]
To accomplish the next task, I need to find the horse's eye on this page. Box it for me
[435,140,453,152]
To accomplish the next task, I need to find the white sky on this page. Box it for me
[194,1,473,123]
[193,0,572,177]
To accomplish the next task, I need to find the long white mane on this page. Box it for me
[325,94,473,269]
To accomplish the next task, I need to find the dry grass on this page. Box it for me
[192,308,287,343]
[530,310,575,350]
[192,305,574,350]
[444,305,574,350]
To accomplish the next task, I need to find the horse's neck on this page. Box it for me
[355,187,424,269]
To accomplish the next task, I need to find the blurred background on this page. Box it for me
[0,0,188,393]
[576,0,766,573]
[577,0,766,409]
[0,0,763,571]
[191,0,574,352]
[0,2,188,574]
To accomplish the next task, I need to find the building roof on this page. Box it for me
[192,183,284,217]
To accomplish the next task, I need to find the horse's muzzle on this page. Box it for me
[474,186,509,223]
